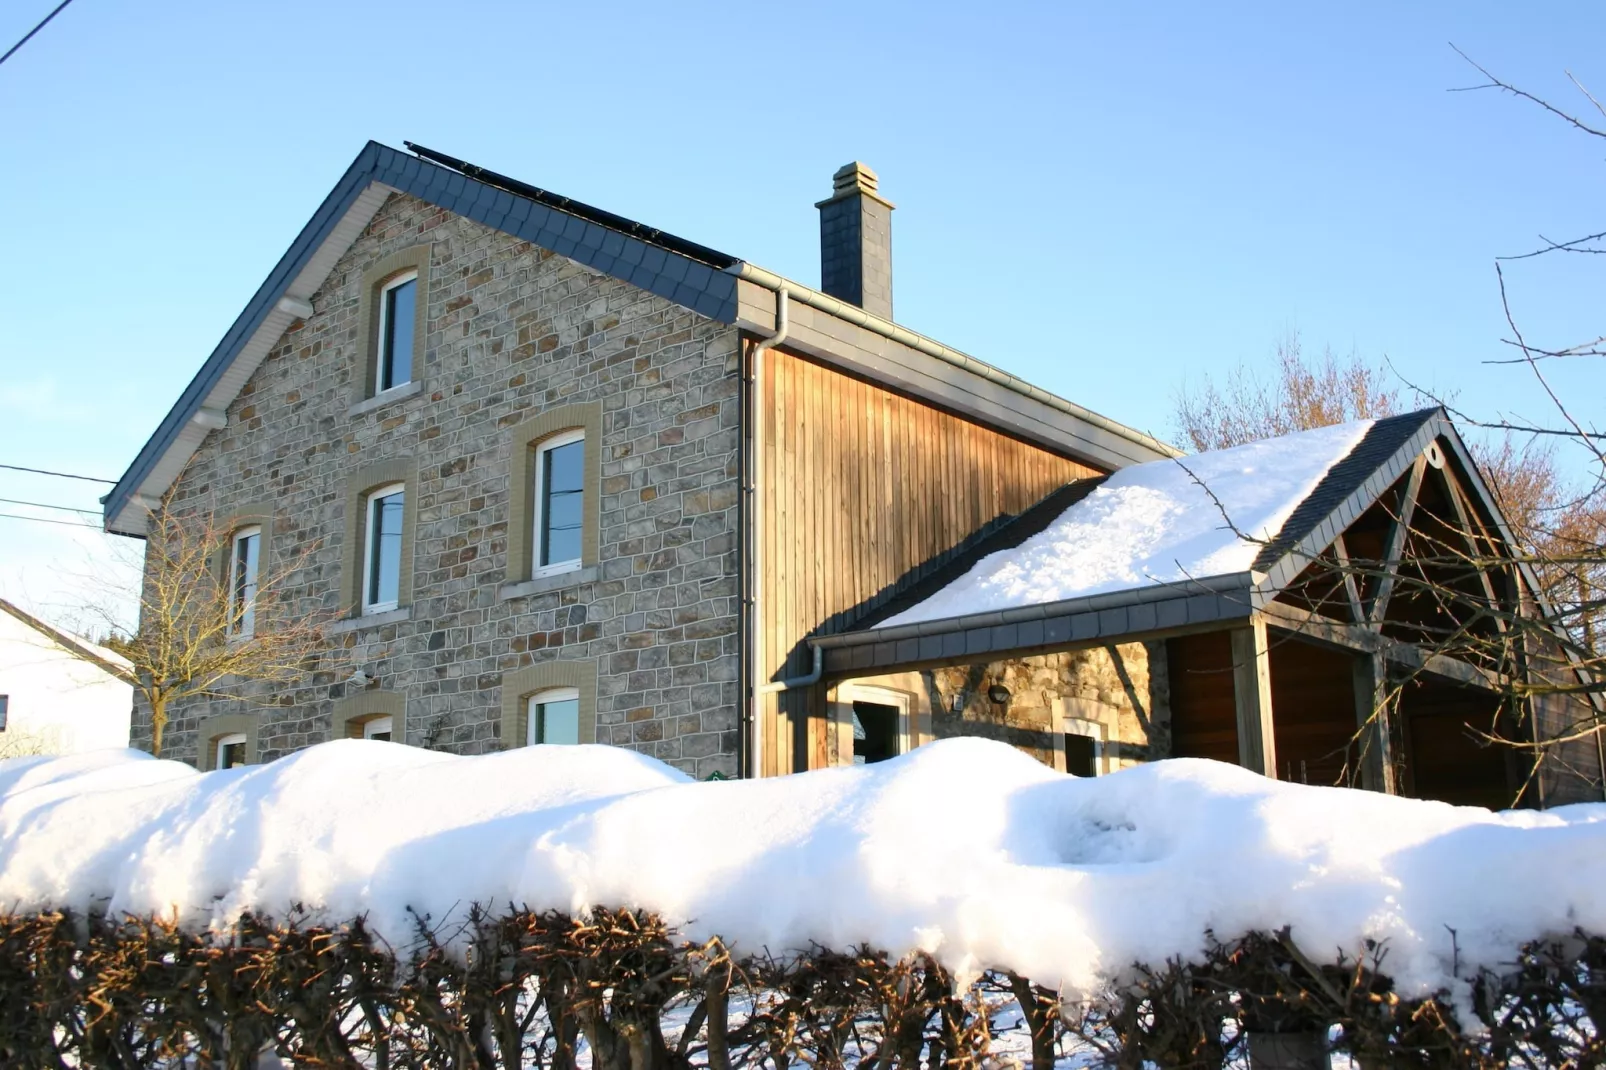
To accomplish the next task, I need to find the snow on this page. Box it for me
[3,736,1604,1000]
[881,420,1375,627]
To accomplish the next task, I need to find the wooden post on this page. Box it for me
[1351,652,1397,794]
[1232,621,1277,777]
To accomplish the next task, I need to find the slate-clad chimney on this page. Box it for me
[817,162,895,320]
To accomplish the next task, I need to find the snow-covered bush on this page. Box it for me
[1,737,1604,1066]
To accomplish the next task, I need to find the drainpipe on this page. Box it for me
[743,287,789,777]
[758,645,822,694]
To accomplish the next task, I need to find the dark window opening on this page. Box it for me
[1065,732,1098,777]
[852,701,900,765]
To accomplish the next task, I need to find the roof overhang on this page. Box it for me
[814,572,1259,676]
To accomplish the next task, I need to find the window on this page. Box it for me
[0,695,8,731]
[527,687,581,745]
[363,715,394,742]
[376,272,417,391]
[363,483,406,613]
[533,431,584,575]
[215,733,248,770]
[837,684,911,767]
[851,702,901,765]
[229,525,261,637]
[1060,717,1106,777]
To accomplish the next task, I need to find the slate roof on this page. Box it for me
[1251,408,1441,574]
[104,140,1172,534]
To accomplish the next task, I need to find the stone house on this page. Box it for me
[103,142,1602,805]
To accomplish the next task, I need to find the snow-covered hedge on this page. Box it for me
[1,738,1605,1066]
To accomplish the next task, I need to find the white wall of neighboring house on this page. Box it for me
[0,604,133,757]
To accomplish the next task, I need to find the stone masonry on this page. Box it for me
[141,192,744,777]
[924,643,1171,770]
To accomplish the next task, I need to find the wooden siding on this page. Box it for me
[758,345,1099,775]
[1167,632,1238,764]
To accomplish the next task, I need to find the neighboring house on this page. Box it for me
[0,599,133,756]
[102,143,1602,805]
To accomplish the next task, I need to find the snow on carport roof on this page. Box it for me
[880,420,1376,628]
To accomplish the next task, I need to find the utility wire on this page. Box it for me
[0,0,77,68]
[0,462,115,484]
[0,511,99,529]
[0,496,99,515]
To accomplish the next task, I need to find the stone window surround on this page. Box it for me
[500,660,598,748]
[505,403,602,588]
[1054,696,1116,776]
[333,690,406,743]
[354,245,431,404]
[211,503,276,639]
[828,678,923,767]
[197,712,260,770]
[339,458,419,617]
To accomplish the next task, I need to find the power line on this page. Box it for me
[0,511,99,529]
[0,462,115,484]
[0,0,77,68]
[0,496,99,515]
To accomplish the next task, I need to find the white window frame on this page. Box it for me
[363,482,407,614]
[532,429,585,578]
[376,270,419,392]
[836,683,911,766]
[215,732,248,770]
[363,715,395,741]
[228,524,262,638]
[527,686,581,746]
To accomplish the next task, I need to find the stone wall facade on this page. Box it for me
[925,643,1171,771]
[139,192,743,777]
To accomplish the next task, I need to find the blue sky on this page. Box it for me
[2,0,1603,629]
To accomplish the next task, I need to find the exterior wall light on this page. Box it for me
[987,684,1011,705]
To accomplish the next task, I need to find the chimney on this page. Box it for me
[817,162,895,320]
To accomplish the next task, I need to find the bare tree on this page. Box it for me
[75,507,327,757]
[1172,332,1402,453]
[1170,52,1606,797]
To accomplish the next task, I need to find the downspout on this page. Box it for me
[743,287,789,777]
[758,645,822,694]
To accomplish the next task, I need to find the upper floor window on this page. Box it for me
[535,430,584,576]
[377,272,417,391]
[363,715,394,742]
[216,732,248,770]
[528,687,580,745]
[364,483,406,613]
[229,525,261,637]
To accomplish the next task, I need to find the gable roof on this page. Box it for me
[103,141,1175,536]
[811,408,1527,675]
[0,598,134,683]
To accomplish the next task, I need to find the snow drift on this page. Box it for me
[883,419,1374,626]
[1,737,1603,999]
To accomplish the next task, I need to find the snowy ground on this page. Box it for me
[1,735,1603,1002]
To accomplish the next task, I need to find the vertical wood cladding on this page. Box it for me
[1166,632,1239,765]
[758,346,1098,775]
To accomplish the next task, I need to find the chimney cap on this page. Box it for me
[818,161,895,209]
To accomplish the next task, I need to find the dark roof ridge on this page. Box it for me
[405,142,739,270]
